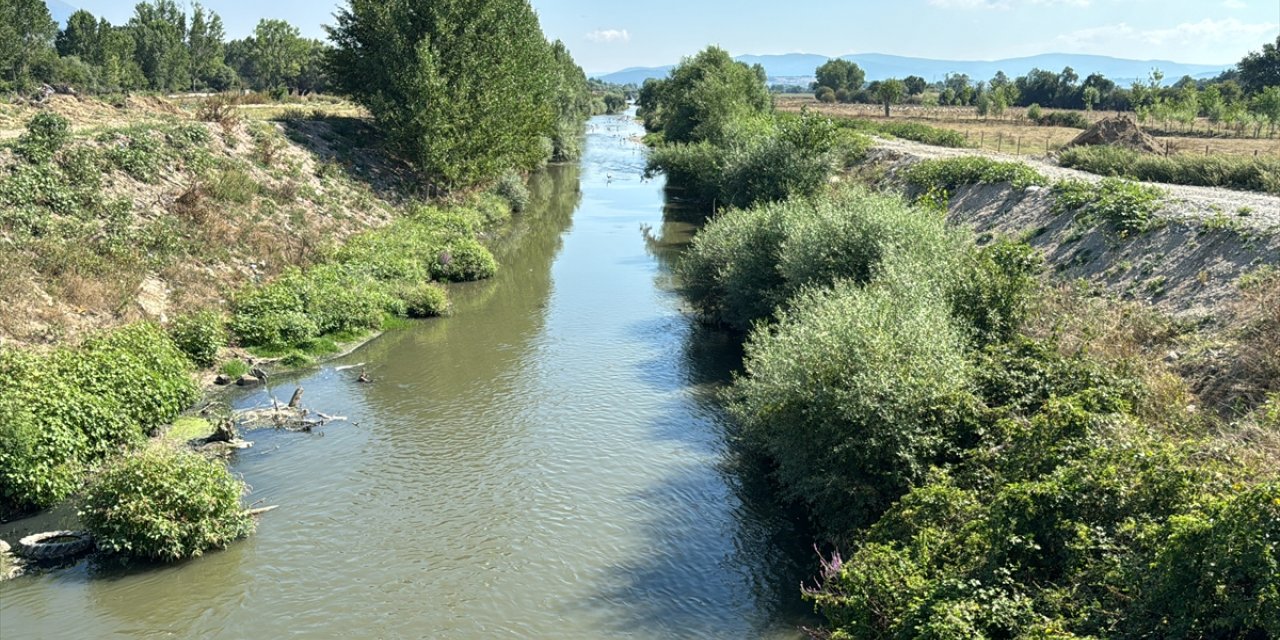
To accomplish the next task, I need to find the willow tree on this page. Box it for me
[327,0,559,188]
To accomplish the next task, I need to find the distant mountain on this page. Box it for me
[45,0,77,25]
[596,52,1232,87]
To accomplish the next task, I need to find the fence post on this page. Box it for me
[1017,137,1022,155]
[997,133,1003,152]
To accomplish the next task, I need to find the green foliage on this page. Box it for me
[949,240,1044,347]
[401,283,450,318]
[1053,178,1164,235]
[1057,145,1280,194]
[0,324,198,511]
[494,170,531,213]
[231,201,501,350]
[17,112,71,163]
[1033,111,1091,129]
[80,448,254,561]
[219,359,250,379]
[0,0,58,90]
[648,111,855,210]
[904,157,1049,204]
[830,117,970,148]
[1026,103,1043,121]
[328,0,571,188]
[169,311,226,368]
[815,59,865,96]
[637,46,772,144]
[731,281,976,534]
[679,187,962,330]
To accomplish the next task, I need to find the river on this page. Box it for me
[0,113,816,639]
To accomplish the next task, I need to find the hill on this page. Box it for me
[596,52,1230,86]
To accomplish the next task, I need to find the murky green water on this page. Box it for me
[1,115,815,639]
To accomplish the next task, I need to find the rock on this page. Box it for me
[214,374,232,386]
[237,374,261,387]
[135,276,170,323]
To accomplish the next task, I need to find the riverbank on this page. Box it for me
[0,95,534,521]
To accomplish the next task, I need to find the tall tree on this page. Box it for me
[188,4,232,90]
[815,59,865,96]
[328,0,561,188]
[1238,36,1280,96]
[56,10,102,62]
[129,0,190,91]
[654,46,772,143]
[249,19,308,91]
[0,0,58,89]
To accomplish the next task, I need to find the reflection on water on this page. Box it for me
[1,114,814,639]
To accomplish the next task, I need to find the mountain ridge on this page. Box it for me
[596,51,1233,86]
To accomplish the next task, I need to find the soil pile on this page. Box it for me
[1067,116,1161,153]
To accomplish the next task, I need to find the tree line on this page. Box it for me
[0,0,327,95]
[811,36,1280,131]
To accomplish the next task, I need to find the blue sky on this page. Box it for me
[67,0,1279,73]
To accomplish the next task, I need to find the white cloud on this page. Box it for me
[1223,0,1248,8]
[1061,17,1278,48]
[586,29,630,44]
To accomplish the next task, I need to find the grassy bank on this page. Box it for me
[1058,144,1280,194]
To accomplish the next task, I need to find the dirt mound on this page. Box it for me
[1067,116,1161,153]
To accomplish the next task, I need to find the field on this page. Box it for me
[777,95,1280,158]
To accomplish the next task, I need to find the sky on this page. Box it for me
[64,0,1280,74]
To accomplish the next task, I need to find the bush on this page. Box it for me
[1053,178,1164,235]
[830,117,970,148]
[731,282,975,534]
[905,157,1049,198]
[494,170,530,213]
[231,267,389,349]
[1034,111,1090,129]
[17,112,72,163]
[948,239,1044,346]
[1057,145,1280,194]
[402,283,451,318]
[1027,103,1043,122]
[169,311,226,368]
[0,324,198,511]
[80,448,254,562]
[679,187,961,330]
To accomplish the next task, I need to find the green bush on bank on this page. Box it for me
[1057,145,1280,194]
[0,324,199,512]
[679,186,962,330]
[231,200,504,351]
[81,447,254,561]
[905,156,1049,198]
[731,282,976,534]
[1053,178,1165,235]
[169,311,227,368]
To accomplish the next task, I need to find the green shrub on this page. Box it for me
[169,311,226,368]
[905,157,1049,199]
[17,112,71,163]
[219,359,250,379]
[731,281,975,534]
[948,239,1043,346]
[0,324,198,511]
[401,283,451,318]
[493,170,530,213]
[1034,111,1090,129]
[829,117,970,148]
[431,239,498,282]
[1053,178,1164,235]
[679,187,961,330]
[1027,103,1043,122]
[80,448,254,562]
[1057,145,1280,194]
[230,267,389,349]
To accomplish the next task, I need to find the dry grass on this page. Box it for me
[779,97,1280,158]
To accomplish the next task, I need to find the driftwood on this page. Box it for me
[288,387,305,409]
[246,506,279,517]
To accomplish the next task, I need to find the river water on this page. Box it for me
[1,114,815,639]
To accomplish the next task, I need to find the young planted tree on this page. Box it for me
[327,0,561,188]
[875,78,906,117]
